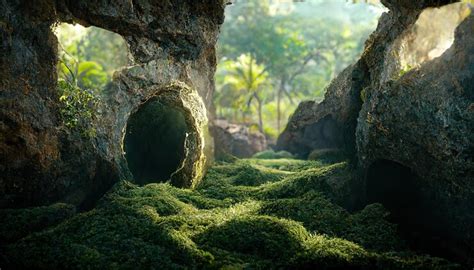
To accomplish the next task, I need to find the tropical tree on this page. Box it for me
[56,23,129,90]
[219,54,271,133]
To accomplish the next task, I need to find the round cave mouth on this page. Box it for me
[124,97,187,185]
[366,159,422,222]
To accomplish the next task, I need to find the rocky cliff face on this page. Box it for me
[357,5,474,262]
[0,0,225,209]
[278,0,473,264]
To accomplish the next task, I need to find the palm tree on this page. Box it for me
[221,54,270,133]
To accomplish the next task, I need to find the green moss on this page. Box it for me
[2,158,462,269]
[0,203,76,243]
[230,163,288,186]
[259,162,351,201]
[106,182,197,216]
[292,235,372,269]
[344,204,405,252]
[307,148,348,164]
[248,158,321,172]
[196,165,258,203]
[260,191,349,235]
[376,253,461,270]
[197,216,308,261]
[252,150,294,159]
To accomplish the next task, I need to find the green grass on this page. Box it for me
[0,158,461,269]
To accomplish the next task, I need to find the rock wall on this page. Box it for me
[357,4,474,262]
[278,0,473,264]
[0,0,225,209]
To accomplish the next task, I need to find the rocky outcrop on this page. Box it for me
[0,0,225,208]
[211,119,267,159]
[278,0,474,265]
[276,66,355,158]
[357,5,474,263]
[277,0,464,159]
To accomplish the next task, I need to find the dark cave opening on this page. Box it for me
[366,160,472,265]
[124,97,187,185]
[366,159,422,222]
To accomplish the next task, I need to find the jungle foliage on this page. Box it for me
[215,0,384,139]
[55,24,129,137]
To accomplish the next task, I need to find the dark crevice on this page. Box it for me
[365,159,472,266]
[366,159,422,221]
[124,96,187,185]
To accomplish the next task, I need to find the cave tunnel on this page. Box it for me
[124,96,188,185]
[366,159,422,223]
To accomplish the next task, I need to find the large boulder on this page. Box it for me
[276,0,426,158]
[276,66,355,158]
[211,119,267,159]
[278,0,474,264]
[0,0,225,208]
[357,4,474,263]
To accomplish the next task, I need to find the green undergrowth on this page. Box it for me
[1,158,460,269]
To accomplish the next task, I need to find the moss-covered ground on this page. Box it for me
[0,157,462,269]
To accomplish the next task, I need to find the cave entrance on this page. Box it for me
[124,96,188,185]
[366,159,422,223]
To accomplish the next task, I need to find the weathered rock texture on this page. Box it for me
[357,4,474,263]
[211,119,267,159]
[276,67,353,158]
[0,0,225,209]
[278,0,473,265]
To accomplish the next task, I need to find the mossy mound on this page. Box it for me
[0,203,76,243]
[0,158,462,269]
[252,150,294,159]
[197,216,308,261]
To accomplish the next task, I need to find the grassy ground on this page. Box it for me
[0,157,461,269]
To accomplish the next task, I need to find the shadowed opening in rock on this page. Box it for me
[394,2,470,74]
[366,159,422,222]
[124,97,187,185]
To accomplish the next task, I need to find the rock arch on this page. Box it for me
[0,0,224,208]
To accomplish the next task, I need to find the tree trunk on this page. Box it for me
[256,94,264,134]
[277,78,285,133]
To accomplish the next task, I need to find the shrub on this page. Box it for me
[57,79,100,138]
